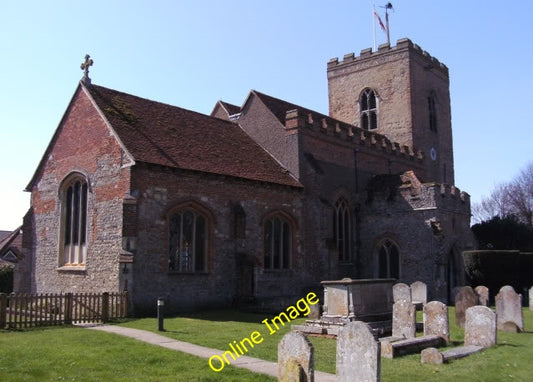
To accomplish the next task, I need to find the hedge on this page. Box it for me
[462,250,531,297]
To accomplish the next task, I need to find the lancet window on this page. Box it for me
[61,174,88,266]
[378,239,400,279]
[334,198,352,262]
[428,92,438,132]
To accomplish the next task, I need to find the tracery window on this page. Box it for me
[61,175,88,266]
[360,88,378,130]
[378,239,399,279]
[263,214,292,270]
[334,198,352,262]
[169,207,208,273]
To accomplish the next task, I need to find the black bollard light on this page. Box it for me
[157,297,165,331]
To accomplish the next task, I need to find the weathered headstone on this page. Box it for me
[454,286,477,328]
[337,321,380,382]
[411,281,427,305]
[392,300,416,339]
[308,304,321,320]
[423,301,449,342]
[420,347,443,364]
[529,287,533,311]
[464,305,497,348]
[495,285,524,332]
[278,331,314,382]
[474,286,489,306]
[393,283,411,303]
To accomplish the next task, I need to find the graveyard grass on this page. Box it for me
[0,325,275,382]
[1,308,531,381]
[119,307,533,382]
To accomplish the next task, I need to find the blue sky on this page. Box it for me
[1,0,532,230]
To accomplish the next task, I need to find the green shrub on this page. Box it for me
[0,266,14,293]
[462,250,520,294]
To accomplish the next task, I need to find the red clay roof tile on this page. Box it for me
[87,85,301,188]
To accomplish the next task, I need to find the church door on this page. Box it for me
[236,253,255,304]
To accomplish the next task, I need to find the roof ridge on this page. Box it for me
[90,84,239,127]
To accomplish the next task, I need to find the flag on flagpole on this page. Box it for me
[374,9,387,32]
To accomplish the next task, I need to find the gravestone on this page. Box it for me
[393,283,411,303]
[337,321,380,382]
[278,331,314,382]
[411,281,427,305]
[423,301,449,342]
[529,287,533,311]
[474,286,489,306]
[464,305,497,348]
[420,347,443,364]
[308,304,321,320]
[392,300,416,339]
[454,286,477,328]
[495,285,524,332]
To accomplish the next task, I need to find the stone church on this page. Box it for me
[21,38,474,314]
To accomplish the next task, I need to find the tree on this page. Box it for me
[507,162,533,226]
[471,183,511,224]
[472,161,533,226]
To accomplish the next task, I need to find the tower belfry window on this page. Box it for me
[360,88,378,130]
[428,92,437,132]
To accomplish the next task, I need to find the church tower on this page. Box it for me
[327,38,454,184]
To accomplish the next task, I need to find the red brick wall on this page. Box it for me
[28,85,131,294]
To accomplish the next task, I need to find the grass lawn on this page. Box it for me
[0,326,275,381]
[1,308,531,381]
[119,307,533,382]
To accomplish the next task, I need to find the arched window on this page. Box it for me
[428,92,437,132]
[233,203,246,239]
[263,214,292,270]
[334,198,352,262]
[360,88,378,130]
[378,239,399,279]
[169,206,209,273]
[61,175,88,266]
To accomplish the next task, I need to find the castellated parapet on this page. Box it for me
[284,108,424,161]
[364,171,470,214]
[327,38,448,74]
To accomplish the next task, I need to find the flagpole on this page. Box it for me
[373,5,377,51]
[385,4,390,45]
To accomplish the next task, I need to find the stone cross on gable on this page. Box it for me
[80,54,94,85]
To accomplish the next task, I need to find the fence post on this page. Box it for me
[123,291,129,317]
[102,292,109,323]
[0,293,6,329]
[64,293,73,324]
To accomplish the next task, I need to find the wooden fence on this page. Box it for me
[0,291,128,329]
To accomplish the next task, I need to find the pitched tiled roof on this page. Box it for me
[0,226,22,260]
[0,231,11,242]
[251,90,318,125]
[218,101,241,116]
[87,85,301,188]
